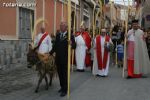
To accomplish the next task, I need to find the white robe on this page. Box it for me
[75,35,87,70]
[92,36,112,76]
[34,33,52,54]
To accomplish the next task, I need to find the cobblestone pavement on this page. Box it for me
[0,66,150,100]
[0,67,35,95]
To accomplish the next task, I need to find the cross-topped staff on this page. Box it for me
[122,0,130,78]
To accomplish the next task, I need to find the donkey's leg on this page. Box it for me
[43,64,49,90]
[45,74,49,90]
[49,73,53,86]
[35,70,44,93]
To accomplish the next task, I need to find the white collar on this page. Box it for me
[61,31,67,34]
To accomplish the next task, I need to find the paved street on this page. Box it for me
[0,66,150,100]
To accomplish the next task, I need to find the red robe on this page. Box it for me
[73,31,92,67]
[81,31,92,67]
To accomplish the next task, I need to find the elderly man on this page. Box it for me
[93,28,113,77]
[125,19,150,79]
[50,22,76,97]
[34,26,52,55]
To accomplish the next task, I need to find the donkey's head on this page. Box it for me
[27,44,39,68]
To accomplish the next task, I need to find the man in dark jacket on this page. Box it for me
[146,27,150,59]
[50,22,76,97]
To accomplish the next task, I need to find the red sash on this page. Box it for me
[81,31,92,67]
[81,31,91,49]
[96,35,110,70]
[37,32,48,48]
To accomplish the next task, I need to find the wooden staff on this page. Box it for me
[30,11,35,50]
[122,0,130,78]
[67,0,71,99]
[115,41,118,67]
[32,18,47,46]
[95,9,100,34]
[98,0,102,33]
[92,5,96,38]
[71,4,76,72]
[110,0,113,37]
[31,0,47,48]
[30,12,33,41]
[92,4,96,76]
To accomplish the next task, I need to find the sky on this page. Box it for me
[114,0,133,5]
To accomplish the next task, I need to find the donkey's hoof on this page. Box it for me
[45,86,49,90]
[35,90,38,93]
[45,87,49,90]
[49,83,52,86]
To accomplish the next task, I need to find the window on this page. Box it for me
[19,7,34,39]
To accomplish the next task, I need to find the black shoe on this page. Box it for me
[60,92,67,97]
[58,89,62,93]
[80,69,85,72]
[96,74,101,77]
[100,75,106,77]
[96,74,99,77]
[141,76,148,78]
[96,74,106,77]
[121,64,123,67]
[103,75,108,77]
[76,69,84,72]
[76,69,80,72]
[126,76,132,79]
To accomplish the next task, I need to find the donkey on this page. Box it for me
[27,44,56,93]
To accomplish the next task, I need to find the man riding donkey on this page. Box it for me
[27,26,56,93]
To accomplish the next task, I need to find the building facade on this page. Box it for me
[0,0,96,70]
[0,0,35,70]
[133,0,150,29]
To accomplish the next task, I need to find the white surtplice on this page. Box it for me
[75,35,87,70]
[34,33,52,54]
[93,36,112,76]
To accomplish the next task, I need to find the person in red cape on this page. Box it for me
[75,22,91,72]
[92,28,113,77]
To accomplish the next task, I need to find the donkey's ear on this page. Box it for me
[28,43,31,47]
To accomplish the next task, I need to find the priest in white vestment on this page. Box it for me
[75,23,91,72]
[93,29,113,77]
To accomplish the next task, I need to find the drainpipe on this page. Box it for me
[54,0,57,35]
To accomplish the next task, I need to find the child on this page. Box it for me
[116,40,124,68]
